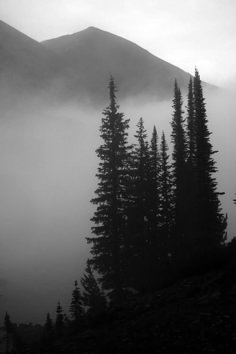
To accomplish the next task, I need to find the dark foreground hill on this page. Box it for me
[52,265,236,353]
[8,254,236,354]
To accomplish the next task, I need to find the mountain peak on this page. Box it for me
[77,26,115,38]
[41,26,194,103]
[85,26,99,31]
[1,21,208,104]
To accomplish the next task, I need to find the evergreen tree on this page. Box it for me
[185,76,198,258]
[4,312,13,354]
[42,313,54,345]
[186,76,196,165]
[148,126,161,241]
[126,118,151,290]
[132,117,150,245]
[159,132,173,253]
[171,81,187,258]
[55,302,64,338]
[4,312,13,333]
[88,76,131,302]
[193,68,227,253]
[69,280,83,323]
[81,260,106,315]
[145,126,166,288]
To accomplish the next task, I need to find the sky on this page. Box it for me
[0,0,235,86]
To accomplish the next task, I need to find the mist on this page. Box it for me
[0,98,100,323]
[0,83,236,324]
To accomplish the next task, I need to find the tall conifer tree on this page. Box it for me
[185,76,198,256]
[123,118,150,290]
[171,81,187,258]
[186,77,196,165]
[147,126,166,288]
[42,313,54,345]
[133,118,150,244]
[55,302,64,338]
[70,280,83,322]
[159,132,173,257]
[81,260,106,315]
[194,69,227,252]
[4,312,13,353]
[88,76,131,302]
[130,118,151,289]
[148,126,160,241]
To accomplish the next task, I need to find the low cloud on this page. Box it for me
[0,85,235,323]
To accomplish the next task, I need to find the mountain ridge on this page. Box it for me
[0,20,66,98]
[43,25,191,76]
[0,20,213,105]
[41,25,193,103]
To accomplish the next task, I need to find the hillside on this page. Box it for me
[0,21,203,105]
[0,21,64,95]
[42,26,193,103]
[8,259,236,353]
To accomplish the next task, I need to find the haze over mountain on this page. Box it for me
[0,21,65,98]
[0,20,206,105]
[42,26,194,103]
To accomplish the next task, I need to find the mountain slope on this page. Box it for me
[42,27,193,102]
[0,20,64,95]
[0,22,210,104]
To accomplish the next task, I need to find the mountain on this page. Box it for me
[0,21,210,104]
[0,20,64,97]
[42,26,193,103]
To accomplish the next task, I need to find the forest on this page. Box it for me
[1,69,236,353]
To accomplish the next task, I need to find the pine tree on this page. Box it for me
[4,312,13,333]
[133,117,150,244]
[88,76,131,302]
[4,312,13,354]
[194,68,227,253]
[148,126,160,241]
[171,81,187,259]
[69,280,83,323]
[42,313,54,345]
[55,302,64,338]
[159,132,173,253]
[81,260,106,315]
[185,76,198,258]
[145,126,166,288]
[186,76,195,165]
[126,118,151,289]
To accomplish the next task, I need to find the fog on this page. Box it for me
[0,100,100,323]
[0,86,236,323]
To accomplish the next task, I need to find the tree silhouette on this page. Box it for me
[133,118,150,246]
[88,76,131,302]
[193,68,227,253]
[4,312,13,354]
[148,126,161,246]
[69,280,83,323]
[184,76,198,257]
[55,302,64,338]
[42,313,54,345]
[128,118,151,289]
[186,76,195,165]
[159,132,173,256]
[81,260,106,315]
[171,80,187,260]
